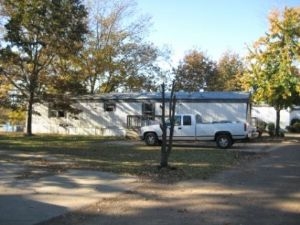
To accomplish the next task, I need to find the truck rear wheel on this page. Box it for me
[216,134,232,149]
[145,133,158,146]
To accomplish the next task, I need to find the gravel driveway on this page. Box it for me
[38,142,300,225]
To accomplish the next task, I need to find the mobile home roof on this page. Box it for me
[76,91,251,103]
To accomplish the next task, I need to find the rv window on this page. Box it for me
[104,102,116,112]
[183,115,192,126]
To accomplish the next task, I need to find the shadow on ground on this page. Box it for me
[37,144,300,225]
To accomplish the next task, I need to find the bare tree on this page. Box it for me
[160,81,177,168]
[80,0,161,93]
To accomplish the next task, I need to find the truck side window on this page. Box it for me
[196,114,203,123]
[183,115,192,126]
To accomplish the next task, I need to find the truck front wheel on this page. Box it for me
[216,134,232,149]
[145,133,158,146]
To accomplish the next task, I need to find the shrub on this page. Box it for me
[294,122,300,132]
[288,122,300,133]
[291,118,300,126]
[267,122,275,136]
[288,118,300,133]
[257,120,267,132]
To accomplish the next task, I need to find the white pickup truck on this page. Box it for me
[140,114,254,149]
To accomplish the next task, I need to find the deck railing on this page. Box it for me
[127,115,161,128]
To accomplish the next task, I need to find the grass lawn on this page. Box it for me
[0,133,242,182]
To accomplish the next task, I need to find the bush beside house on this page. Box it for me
[287,118,300,133]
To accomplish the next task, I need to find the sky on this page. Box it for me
[136,0,299,65]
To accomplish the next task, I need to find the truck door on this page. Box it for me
[171,115,182,140]
[169,115,195,140]
[180,115,195,140]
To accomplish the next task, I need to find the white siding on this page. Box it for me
[32,102,142,136]
[252,106,290,128]
[32,103,64,134]
[290,109,300,122]
[31,97,250,136]
[155,102,248,123]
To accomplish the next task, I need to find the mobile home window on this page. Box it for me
[104,102,116,112]
[48,110,65,118]
[142,103,155,117]
[48,104,66,118]
[57,110,65,117]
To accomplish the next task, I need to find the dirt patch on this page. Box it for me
[102,140,140,146]
[15,165,67,179]
[37,144,300,225]
[38,181,214,225]
[36,152,272,225]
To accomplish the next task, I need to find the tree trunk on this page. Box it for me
[167,82,176,160]
[26,92,34,136]
[275,108,281,136]
[160,81,177,168]
[160,150,169,168]
[160,83,168,167]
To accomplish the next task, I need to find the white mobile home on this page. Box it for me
[31,92,252,136]
[290,106,300,122]
[252,105,300,129]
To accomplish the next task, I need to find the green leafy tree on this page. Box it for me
[0,0,88,135]
[242,7,300,136]
[0,75,10,107]
[45,55,88,116]
[79,0,162,93]
[0,76,25,127]
[216,51,245,91]
[0,107,9,124]
[174,50,217,91]
[7,109,25,127]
